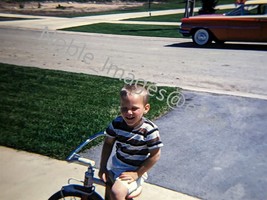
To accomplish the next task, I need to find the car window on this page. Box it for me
[225,6,243,16]
[258,4,267,14]
[225,4,267,15]
[263,5,267,14]
[245,4,261,14]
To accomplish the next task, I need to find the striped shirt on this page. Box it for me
[105,116,163,169]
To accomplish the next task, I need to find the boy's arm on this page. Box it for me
[119,148,161,182]
[137,148,161,176]
[99,136,115,181]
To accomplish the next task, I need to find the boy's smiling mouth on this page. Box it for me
[126,116,135,120]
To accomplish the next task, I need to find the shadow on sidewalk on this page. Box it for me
[165,42,267,51]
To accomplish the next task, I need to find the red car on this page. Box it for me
[179,0,267,45]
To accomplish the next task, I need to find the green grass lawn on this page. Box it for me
[124,9,233,22]
[0,63,177,159]
[124,13,184,22]
[61,23,180,38]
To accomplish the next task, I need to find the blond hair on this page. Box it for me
[120,84,149,105]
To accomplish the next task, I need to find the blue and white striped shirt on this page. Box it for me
[106,116,163,169]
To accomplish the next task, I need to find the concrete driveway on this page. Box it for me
[150,91,267,200]
[86,90,267,200]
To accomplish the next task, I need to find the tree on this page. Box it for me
[198,0,219,14]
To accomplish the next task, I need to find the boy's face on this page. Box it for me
[120,94,150,128]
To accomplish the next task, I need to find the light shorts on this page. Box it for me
[109,155,148,194]
[109,170,147,195]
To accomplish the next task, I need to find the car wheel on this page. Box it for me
[193,29,212,46]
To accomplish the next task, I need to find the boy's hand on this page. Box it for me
[98,168,109,183]
[119,171,138,183]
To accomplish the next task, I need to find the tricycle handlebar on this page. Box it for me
[66,131,105,166]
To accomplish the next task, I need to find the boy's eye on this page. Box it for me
[120,107,139,112]
[132,107,139,111]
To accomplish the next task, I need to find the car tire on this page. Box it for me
[193,29,212,46]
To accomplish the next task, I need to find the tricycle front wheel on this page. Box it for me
[49,189,103,200]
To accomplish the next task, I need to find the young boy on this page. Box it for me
[98,84,163,200]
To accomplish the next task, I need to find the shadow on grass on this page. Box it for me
[165,42,267,51]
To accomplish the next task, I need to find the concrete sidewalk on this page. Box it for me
[0,146,199,200]
[0,5,235,30]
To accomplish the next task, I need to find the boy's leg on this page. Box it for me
[105,181,112,200]
[106,171,128,200]
[110,177,145,200]
[110,180,128,200]
[106,170,130,200]
[105,171,114,200]
[107,170,146,200]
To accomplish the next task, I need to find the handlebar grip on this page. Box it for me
[77,157,95,166]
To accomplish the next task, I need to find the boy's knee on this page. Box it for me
[110,189,127,200]
[111,181,128,199]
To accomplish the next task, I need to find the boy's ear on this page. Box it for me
[144,103,150,114]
